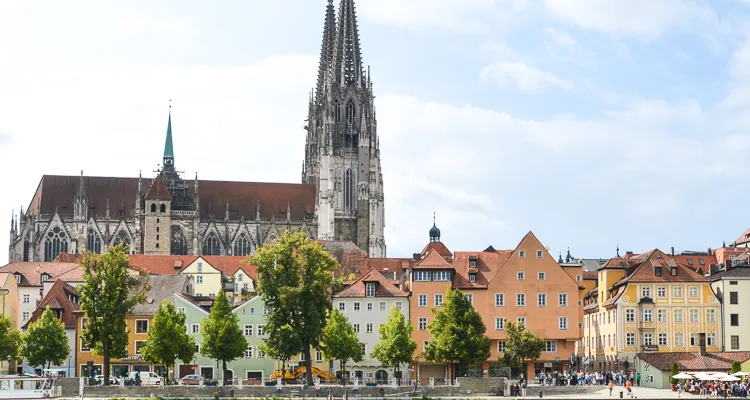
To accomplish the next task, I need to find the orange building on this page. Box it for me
[409,225,582,382]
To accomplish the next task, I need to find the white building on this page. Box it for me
[332,269,409,384]
[709,264,750,351]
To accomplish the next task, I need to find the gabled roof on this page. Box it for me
[202,256,257,279]
[23,279,79,329]
[453,250,512,289]
[412,249,454,270]
[334,268,407,298]
[672,254,717,271]
[732,228,750,247]
[128,255,198,275]
[145,175,172,201]
[709,265,750,280]
[132,275,192,315]
[421,241,452,259]
[366,258,412,276]
[0,262,82,286]
[318,240,369,275]
[613,249,707,286]
[638,351,750,371]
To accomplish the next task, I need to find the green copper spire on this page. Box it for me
[163,101,174,167]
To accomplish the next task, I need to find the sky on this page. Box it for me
[2,0,750,265]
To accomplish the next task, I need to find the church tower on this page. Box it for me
[302,0,386,257]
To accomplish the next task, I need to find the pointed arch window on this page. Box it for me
[160,204,166,213]
[344,169,356,211]
[333,101,340,122]
[233,233,251,256]
[203,231,221,256]
[171,227,188,255]
[23,240,29,262]
[87,228,102,254]
[150,203,156,213]
[265,234,279,245]
[346,100,356,126]
[44,226,69,261]
[113,229,131,250]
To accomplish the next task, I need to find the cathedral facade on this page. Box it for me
[7,0,386,262]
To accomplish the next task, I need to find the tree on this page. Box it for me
[371,306,417,384]
[424,289,491,383]
[501,321,545,379]
[200,291,246,385]
[320,309,363,384]
[0,315,21,373]
[258,324,298,382]
[731,360,742,374]
[253,231,338,386]
[670,363,679,385]
[21,307,70,370]
[79,244,149,385]
[141,300,195,381]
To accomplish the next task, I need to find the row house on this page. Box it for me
[0,272,20,374]
[409,226,583,381]
[581,249,720,372]
[708,254,750,352]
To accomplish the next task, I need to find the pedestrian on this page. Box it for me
[677,382,682,398]
[626,379,631,396]
[636,372,640,386]
[608,381,613,396]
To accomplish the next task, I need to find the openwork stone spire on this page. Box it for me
[333,0,365,88]
[316,0,337,98]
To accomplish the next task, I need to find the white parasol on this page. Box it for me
[733,371,750,377]
[711,372,729,378]
[720,375,740,382]
[671,373,694,379]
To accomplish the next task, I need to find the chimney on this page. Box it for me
[726,259,733,270]
[626,251,634,258]
[671,247,675,256]
[698,333,707,356]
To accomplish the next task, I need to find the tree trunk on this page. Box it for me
[103,339,110,386]
[281,360,286,384]
[341,360,346,386]
[222,360,227,386]
[303,343,313,386]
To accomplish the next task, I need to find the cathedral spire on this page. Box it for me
[316,0,337,98]
[163,101,174,168]
[333,0,365,88]
[77,170,86,199]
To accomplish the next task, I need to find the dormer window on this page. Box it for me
[469,274,476,283]
[699,259,705,266]
[365,283,376,297]
[469,260,477,268]
[671,267,678,276]
[687,258,693,265]
[41,274,50,282]
[654,267,662,277]
[14,274,21,284]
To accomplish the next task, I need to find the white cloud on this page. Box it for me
[480,60,574,91]
[120,16,196,34]
[543,0,719,38]
[545,28,577,46]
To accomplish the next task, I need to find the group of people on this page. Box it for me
[676,378,749,397]
[535,370,639,388]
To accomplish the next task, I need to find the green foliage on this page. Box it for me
[424,289,491,382]
[79,244,149,385]
[0,314,21,366]
[320,309,363,382]
[200,291,246,384]
[21,307,70,369]
[670,363,679,385]
[253,231,338,385]
[141,300,195,376]
[371,306,417,378]
[501,321,545,375]
[731,360,742,374]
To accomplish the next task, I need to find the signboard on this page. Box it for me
[121,355,143,361]
[544,363,552,368]
[642,344,659,352]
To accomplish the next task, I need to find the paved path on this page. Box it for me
[540,386,702,399]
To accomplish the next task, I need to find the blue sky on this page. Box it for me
[2,0,750,264]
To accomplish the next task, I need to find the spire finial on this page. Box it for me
[11,209,15,232]
[433,211,436,226]
[616,243,621,258]
[163,101,174,167]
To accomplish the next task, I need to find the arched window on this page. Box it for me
[112,229,131,250]
[346,100,356,125]
[233,233,251,256]
[333,101,340,122]
[23,240,30,262]
[150,203,157,213]
[344,169,356,210]
[87,228,102,254]
[160,204,166,213]
[203,231,221,256]
[265,234,278,245]
[171,227,188,255]
[44,226,68,261]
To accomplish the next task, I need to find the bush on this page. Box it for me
[670,363,679,385]
[731,361,742,374]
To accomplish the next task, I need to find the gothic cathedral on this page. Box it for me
[302,0,386,258]
[7,0,386,262]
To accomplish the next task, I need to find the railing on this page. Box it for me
[171,210,196,218]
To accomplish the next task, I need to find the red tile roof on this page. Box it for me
[638,351,750,371]
[613,249,707,286]
[732,228,750,247]
[145,175,172,201]
[583,271,598,280]
[366,258,413,275]
[128,255,198,275]
[23,279,80,329]
[452,250,512,289]
[421,242,453,259]
[334,268,407,298]
[672,254,717,271]
[0,262,82,286]
[203,256,257,280]
[413,249,454,270]
[317,240,369,276]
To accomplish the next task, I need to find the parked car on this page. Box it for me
[181,374,204,386]
[126,371,162,386]
[93,375,119,386]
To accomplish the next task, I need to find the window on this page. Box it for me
[558,317,568,330]
[434,271,451,281]
[197,262,203,273]
[516,293,526,307]
[353,324,360,333]
[466,293,473,304]
[687,258,693,265]
[366,323,373,333]
[418,294,427,307]
[730,292,739,305]
[517,272,525,280]
[366,283,376,297]
[434,294,443,307]
[519,250,526,258]
[671,267,677,276]
[689,309,699,323]
[196,275,203,284]
[22,312,29,321]
[642,309,652,323]
[178,307,185,314]
[690,333,698,347]
[731,335,740,350]
[706,309,716,323]
[558,293,568,307]
[576,275,582,282]
[191,324,199,334]
[517,316,526,327]
[497,341,506,353]
[641,286,651,299]
[316,351,322,362]
[657,287,666,298]
[414,271,431,281]
[257,325,265,336]
[626,333,635,347]
[396,301,402,311]
[495,293,504,307]
[699,259,705,265]
[674,333,684,347]
[469,274,476,283]
[202,231,221,256]
[87,228,102,254]
[654,267,662,276]
[730,281,738,285]
[418,318,427,331]
[642,333,653,346]
[538,272,546,280]
[338,302,345,311]
[673,286,682,298]
[22,294,29,303]
[244,346,254,359]
[136,320,149,334]
[81,339,91,352]
[536,250,543,258]
[657,309,667,323]
[658,333,667,346]
[171,227,188,255]
[674,308,685,324]
[537,293,547,307]
[242,324,255,336]
[44,226,69,261]
[263,307,268,315]
[707,333,716,347]
[544,340,557,352]
[469,260,476,268]
[626,309,635,322]
[731,314,739,326]
[689,286,698,298]
[135,340,146,355]
[495,317,505,330]
[344,168,355,210]
[367,302,373,311]
[354,302,360,311]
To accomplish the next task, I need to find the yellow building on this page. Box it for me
[181,257,223,297]
[582,249,720,372]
